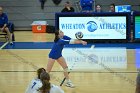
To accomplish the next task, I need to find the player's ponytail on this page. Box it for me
[37,68,46,79]
[40,79,51,93]
[54,30,60,42]
[39,72,51,93]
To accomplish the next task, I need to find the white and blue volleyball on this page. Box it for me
[75,32,83,39]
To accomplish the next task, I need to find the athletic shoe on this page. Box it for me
[65,80,75,88]
[10,41,13,45]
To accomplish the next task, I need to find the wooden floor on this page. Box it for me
[0,31,138,93]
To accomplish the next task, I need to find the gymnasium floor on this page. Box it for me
[0,31,140,93]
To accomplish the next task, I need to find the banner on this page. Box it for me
[59,16,127,39]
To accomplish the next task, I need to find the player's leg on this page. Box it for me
[4,27,13,44]
[57,56,75,88]
[57,56,69,79]
[46,58,55,73]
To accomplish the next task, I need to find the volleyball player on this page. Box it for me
[136,70,140,93]
[25,68,64,93]
[46,30,87,88]
[25,68,46,93]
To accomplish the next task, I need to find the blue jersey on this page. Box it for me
[80,0,93,11]
[0,13,8,27]
[49,36,71,59]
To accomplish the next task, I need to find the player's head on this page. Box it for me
[39,72,51,93]
[58,30,64,37]
[37,68,46,79]
[54,29,64,42]
[65,1,71,7]
[55,29,64,37]
[96,4,102,12]
[109,3,115,12]
[0,7,3,15]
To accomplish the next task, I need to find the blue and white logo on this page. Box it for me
[87,21,98,32]
[87,54,98,64]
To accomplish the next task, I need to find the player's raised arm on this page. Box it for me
[70,39,87,45]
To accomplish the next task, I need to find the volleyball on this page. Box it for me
[75,32,83,39]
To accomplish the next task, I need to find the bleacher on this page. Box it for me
[0,0,139,30]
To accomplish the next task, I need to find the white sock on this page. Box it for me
[66,79,71,83]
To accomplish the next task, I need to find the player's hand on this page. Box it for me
[82,41,87,45]
[67,7,71,10]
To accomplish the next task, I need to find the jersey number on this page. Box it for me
[31,82,37,89]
